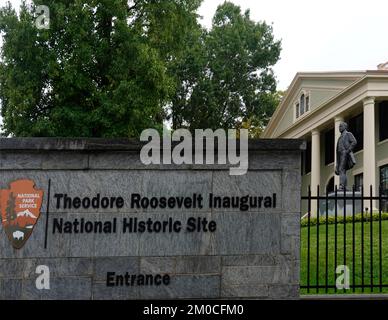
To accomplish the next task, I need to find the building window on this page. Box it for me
[306,95,310,112]
[300,94,305,115]
[294,92,310,121]
[325,128,335,165]
[379,101,388,142]
[348,113,363,153]
[380,165,388,212]
[303,141,311,174]
[354,173,363,191]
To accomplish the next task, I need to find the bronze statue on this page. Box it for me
[335,122,357,191]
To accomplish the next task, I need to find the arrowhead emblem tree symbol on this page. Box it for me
[0,180,44,249]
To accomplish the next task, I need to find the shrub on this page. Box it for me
[301,213,388,227]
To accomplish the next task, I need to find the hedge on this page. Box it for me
[301,212,388,227]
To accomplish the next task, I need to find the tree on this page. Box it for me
[169,2,281,132]
[0,0,202,137]
[1,1,281,137]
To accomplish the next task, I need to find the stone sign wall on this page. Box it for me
[0,138,304,300]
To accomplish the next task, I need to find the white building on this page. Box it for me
[262,68,388,214]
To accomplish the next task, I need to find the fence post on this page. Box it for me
[316,185,320,293]
[307,185,311,293]
[352,184,356,293]
[334,185,338,293]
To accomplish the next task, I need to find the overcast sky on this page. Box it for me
[2,0,388,89]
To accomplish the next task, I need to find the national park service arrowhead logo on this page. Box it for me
[0,179,44,249]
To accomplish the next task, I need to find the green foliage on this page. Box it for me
[0,0,201,137]
[169,1,281,132]
[301,213,388,228]
[0,1,281,137]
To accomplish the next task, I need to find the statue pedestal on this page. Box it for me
[319,191,362,217]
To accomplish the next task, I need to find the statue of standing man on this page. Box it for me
[335,122,357,191]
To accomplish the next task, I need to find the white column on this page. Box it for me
[363,97,376,211]
[334,116,344,188]
[311,129,321,216]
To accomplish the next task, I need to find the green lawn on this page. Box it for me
[301,219,388,294]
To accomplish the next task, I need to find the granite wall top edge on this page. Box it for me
[0,138,306,152]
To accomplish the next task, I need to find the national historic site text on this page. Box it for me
[52,192,277,235]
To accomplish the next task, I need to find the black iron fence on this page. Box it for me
[301,185,388,294]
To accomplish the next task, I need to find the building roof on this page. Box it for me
[262,70,388,138]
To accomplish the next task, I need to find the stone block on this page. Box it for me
[248,151,301,171]
[221,285,268,298]
[0,152,42,170]
[0,259,25,278]
[281,234,300,257]
[41,152,89,170]
[1,279,23,300]
[211,212,281,255]
[175,256,221,274]
[281,213,300,237]
[222,266,290,286]
[23,258,93,279]
[222,255,278,266]
[92,282,139,300]
[268,284,299,299]
[140,257,176,274]
[139,275,220,299]
[94,257,139,281]
[282,169,301,212]
[22,277,92,300]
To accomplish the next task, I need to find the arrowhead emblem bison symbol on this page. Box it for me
[0,180,44,249]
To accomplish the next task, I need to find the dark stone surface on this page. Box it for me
[0,138,303,299]
[0,137,306,152]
